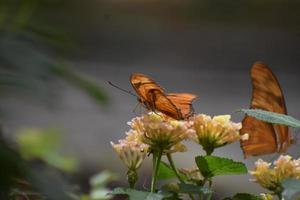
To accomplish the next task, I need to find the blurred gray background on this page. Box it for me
[1,0,300,199]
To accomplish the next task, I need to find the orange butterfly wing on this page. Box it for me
[130,73,197,120]
[130,73,164,102]
[240,62,291,157]
[166,93,197,119]
[151,90,183,120]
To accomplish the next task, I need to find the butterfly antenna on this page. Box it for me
[108,81,137,97]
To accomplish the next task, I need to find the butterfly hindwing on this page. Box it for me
[166,93,197,119]
[240,62,291,157]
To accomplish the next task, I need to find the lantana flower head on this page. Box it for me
[110,138,147,171]
[191,114,242,155]
[250,155,300,193]
[129,112,192,154]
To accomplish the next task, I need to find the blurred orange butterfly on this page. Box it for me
[130,73,197,120]
[240,62,292,158]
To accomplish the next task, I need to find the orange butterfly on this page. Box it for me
[240,62,292,158]
[130,73,197,120]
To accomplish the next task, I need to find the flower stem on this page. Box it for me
[127,169,138,189]
[206,179,213,200]
[166,153,184,183]
[151,151,162,193]
[166,153,195,200]
[276,192,283,200]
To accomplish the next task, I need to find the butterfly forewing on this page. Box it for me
[240,62,291,157]
[130,73,164,102]
[130,73,197,120]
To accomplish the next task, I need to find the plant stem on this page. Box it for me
[276,192,282,200]
[166,153,196,200]
[151,151,162,193]
[166,153,184,183]
[206,179,213,200]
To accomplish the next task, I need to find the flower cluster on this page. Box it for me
[250,155,300,193]
[111,112,243,189]
[191,114,243,155]
[132,113,191,153]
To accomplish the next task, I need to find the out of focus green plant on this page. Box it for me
[16,127,78,172]
[0,0,108,106]
[87,171,118,200]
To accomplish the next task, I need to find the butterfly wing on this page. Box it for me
[240,62,291,157]
[130,73,197,120]
[166,93,197,119]
[130,73,180,118]
[241,116,278,157]
[130,73,164,102]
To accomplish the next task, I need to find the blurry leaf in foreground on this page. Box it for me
[237,109,300,128]
[177,183,212,195]
[52,64,109,105]
[89,171,118,200]
[223,193,260,200]
[0,135,26,198]
[16,128,78,172]
[90,170,118,188]
[111,188,165,200]
[27,165,73,200]
[282,178,300,200]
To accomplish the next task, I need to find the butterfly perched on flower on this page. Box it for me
[240,62,292,158]
[130,73,197,120]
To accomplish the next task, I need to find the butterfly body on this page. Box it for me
[240,62,292,158]
[130,73,197,120]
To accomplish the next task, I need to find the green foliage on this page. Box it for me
[238,109,300,128]
[111,188,165,200]
[16,128,78,172]
[282,179,300,200]
[157,161,177,180]
[177,183,212,195]
[195,156,247,178]
[223,193,261,200]
[0,1,109,108]
[88,171,118,200]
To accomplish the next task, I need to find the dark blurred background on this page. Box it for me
[0,0,300,199]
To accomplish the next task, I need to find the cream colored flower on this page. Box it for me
[260,193,273,200]
[250,155,300,193]
[111,139,147,171]
[179,167,204,184]
[128,112,191,153]
[191,114,242,154]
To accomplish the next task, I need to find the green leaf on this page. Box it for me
[223,193,260,200]
[195,156,247,178]
[90,188,112,200]
[282,178,300,200]
[16,128,78,172]
[161,183,211,195]
[157,161,177,180]
[111,188,165,200]
[177,183,212,195]
[238,109,300,128]
[90,171,118,188]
